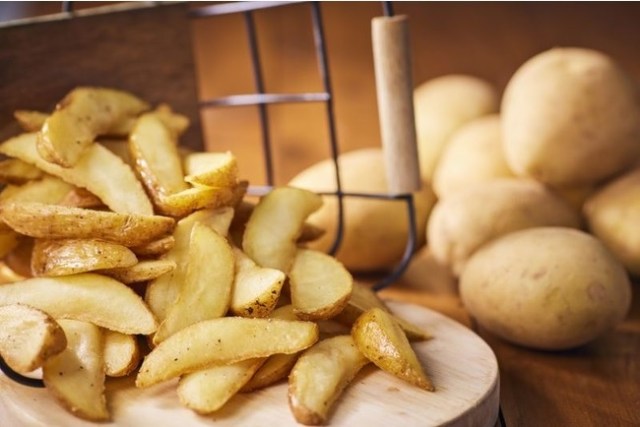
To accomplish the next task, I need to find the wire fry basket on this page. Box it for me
[0,0,421,388]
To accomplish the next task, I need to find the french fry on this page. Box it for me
[0,158,43,184]
[289,248,353,321]
[37,86,149,167]
[243,187,323,273]
[288,335,370,425]
[0,133,153,215]
[101,259,176,285]
[351,308,434,391]
[153,222,234,343]
[104,330,140,377]
[230,247,285,318]
[183,151,238,188]
[31,239,138,277]
[0,202,174,247]
[0,303,67,373]
[136,317,319,388]
[0,273,157,335]
[43,320,109,421]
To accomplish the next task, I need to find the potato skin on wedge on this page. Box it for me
[351,308,434,391]
[289,335,370,425]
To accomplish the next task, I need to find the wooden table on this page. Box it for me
[2,2,639,425]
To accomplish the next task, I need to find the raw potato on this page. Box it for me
[433,115,514,197]
[43,320,109,421]
[31,239,138,277]
[0,273,157,335]
[460,227,632,350]
[414,75,499,182]
[428,179,581,275]
[352,308,434,391]
[289,148,436,271]
[502,47,640,186]
[0,303,67,373]
[584,167,640,275]
[104,330,140,377]
[288,335,370,425]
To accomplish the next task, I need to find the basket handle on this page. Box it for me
[372,15,422,194]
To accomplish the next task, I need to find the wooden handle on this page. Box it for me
[372,15,421,194]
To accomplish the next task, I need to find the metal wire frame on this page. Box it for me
[0,0,420,388]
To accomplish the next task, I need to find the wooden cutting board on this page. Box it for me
[0,301,499,427]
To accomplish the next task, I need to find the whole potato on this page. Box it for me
[289,148,436,272]
[460,227,632,350]
[584,167,640,275]
[502,47,640,186]
[432,114,514,197]
[414,75,499,182]
[427,179,581,275]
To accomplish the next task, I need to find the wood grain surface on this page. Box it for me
[1,2,639,426]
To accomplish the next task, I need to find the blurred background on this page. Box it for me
[2,1,639,186]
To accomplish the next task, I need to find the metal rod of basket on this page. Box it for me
[0,357,44,388]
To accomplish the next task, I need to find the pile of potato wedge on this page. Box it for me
[0,87,433,425]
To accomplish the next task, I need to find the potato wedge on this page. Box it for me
[58,187,105,209]
[178,358,264,414]
[241,352,300,392]
[43,320,109,421]
[290,248,352,321]
[184,151,238,188]
[243,187,322,272]
[0,229,20,259]
[0,175,73,205]
[230,247,285,318]
[352,308,434,391]
[129,111,188,208]
[38,86,149,167]
[336,281,431,342]
[104,330,140,377]
[0,262,26,284]
[136,317,318,388]
[31,239,138,277]
[154,103,190,138]
[158,185,239,218]
[0,202,174,247]
[3,237,33,278]
[13,110,48,131]
[154,222,234,343]
[130,235,175,257]
[289,335,370,425]
[145,207,233,322]
[0,273,157,335]
[0,303,67,373]
[101,259,176,284]
[0,158,43,184]
[0,133,153,215]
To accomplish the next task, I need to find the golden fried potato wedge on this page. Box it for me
[43,320,109,421]
[352,308,434,391]
[136,317,318,388]
[289,335,370,425]
[0,229,19,259]
[230,247,285,318]
[145,207,233,322]
[154,103,190,138]
[0,262,26,284]
[101,259,176,285]
[336,282,431,342]
[38,87,149,167]
[31,239,138,277]
[59,187,105,209]
[158,185,235,218]
[297,223,326,244]
[0,202,174,247]
[0,133,153,215]
[128,112,187,205]
[178,358,264,414]
[3,237,33,278]
[0,274,157,335]
[0,159,43,184]
[243,187,322,273]
[104,330,140,377]
[0,175,73,206]
[290,248,352,321]
[0,303,67,373]
[242,352,299,392]
[13,110,48,131]
[130,235,175,257]
[184,151,238,188]
[154,222,234,343]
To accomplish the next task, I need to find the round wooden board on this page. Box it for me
[0,302,499,427]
